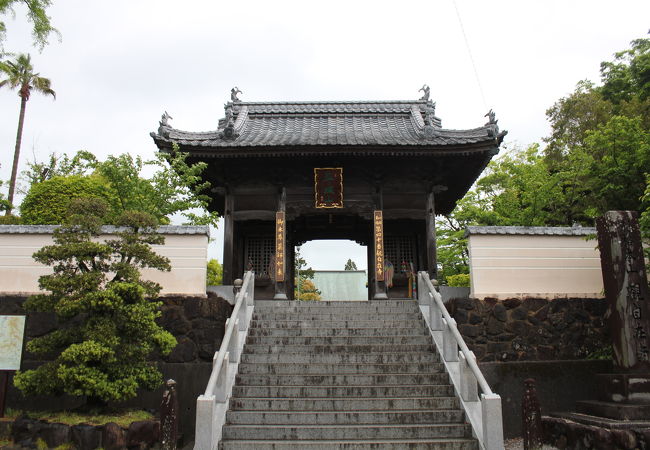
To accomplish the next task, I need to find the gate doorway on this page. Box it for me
[298,240,367,301]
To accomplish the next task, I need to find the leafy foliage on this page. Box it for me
[19,146,219,226]
[207,258,223,286]
[296,278,321,301]
[20,174,114,224]
[344,259,358,271]
[446,273,470,288]
[437,36,650,279]
[294,246,317,300]
[0,0,59,51]
[13,198,177,407]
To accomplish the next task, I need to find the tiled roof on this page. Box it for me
[465,226,596,237]
[0,225,210,236]
[151,99,506,150]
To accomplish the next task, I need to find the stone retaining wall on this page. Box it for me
[0,294,233,364]
[450,297,610,361]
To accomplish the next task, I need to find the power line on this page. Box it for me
[452,0,489,111]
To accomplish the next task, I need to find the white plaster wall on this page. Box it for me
[467,234,603,300]
[0,231,208,296]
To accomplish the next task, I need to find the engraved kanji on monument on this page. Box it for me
[596,211,650,372]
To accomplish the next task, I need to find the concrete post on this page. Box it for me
[237,301,247,332]
[195,394,215,450]
[417,272,429,306]
[215,352,230,402]
[459,351,479,402]
[226,320,240,363]
[429,293,443,331]
[481,392,504,450]
[443,318,459,362]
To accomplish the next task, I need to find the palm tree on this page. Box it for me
[0,53,55,215]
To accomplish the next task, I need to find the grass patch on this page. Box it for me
[4,408,153,427]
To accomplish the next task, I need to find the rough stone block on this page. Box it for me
[486,317,505,335]
[493,303,507,322]
[166,336,198,363]
[71,424,101,450]
[458,324,479,337]
[160,306,192,335]
[102,422,126,450]
[511,306,528,321]
[126,420,160,448]
[503,298,522,309]
[523,297,548,312]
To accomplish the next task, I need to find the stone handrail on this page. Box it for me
[417,271,504,450]
[195,271,255,450]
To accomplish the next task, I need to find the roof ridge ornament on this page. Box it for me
[419,84,430,101]
[231,86,243,102]
[484,109,499,138]
[158,111,173,138]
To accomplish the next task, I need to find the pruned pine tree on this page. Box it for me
[13,198,177,409]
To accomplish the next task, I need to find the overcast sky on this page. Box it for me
[1,1,648,270]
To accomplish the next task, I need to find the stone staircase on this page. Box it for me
[218,300,478,449]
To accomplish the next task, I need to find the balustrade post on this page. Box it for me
[215,352,230,402]
[195,394,215,450]
[237,299,247,331]
[459,351,479,402]
[226,319,240,363]
[442,318,459,362]
[481,393,504,450]
[429,293,443,330]
[417,272,429,305]
[246,273,255,306]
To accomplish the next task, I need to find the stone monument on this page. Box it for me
[593,210,650,418]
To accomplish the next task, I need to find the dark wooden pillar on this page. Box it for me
[274,187,288,300]
[222,190,235,285]
[373,187,388,299]
[426,191,438,280]
[367,243,374,300]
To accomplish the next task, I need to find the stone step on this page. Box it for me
[221,424,473,440]
[576,399,650,420]
[235,373,449,386]
[242,343,436,354]
[232,384,455,398]
[229,396,461,411]
[219,438,479,449]
[248,327,430,337]
[550,411,650,429]
[237,362,445,375]
[253,312,422,321]
[225,410,465,425]
[245,335,434,346]
[239,352,438,364]
[254,300,419,309]
[250,320,426,329]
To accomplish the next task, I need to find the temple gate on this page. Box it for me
[151,87,506,299]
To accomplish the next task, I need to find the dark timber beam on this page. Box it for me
[223,189,235,285]
[426,190,438,280]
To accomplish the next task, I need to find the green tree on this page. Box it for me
[294,246,315,300]
[207,258,223,286]
[0,53,55,214]
[19,147,219,226]
[0,0,58,51]
[20,174,115,224]
[13,198,177,409]
[344,259,357,271]
[296,278,321,301]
